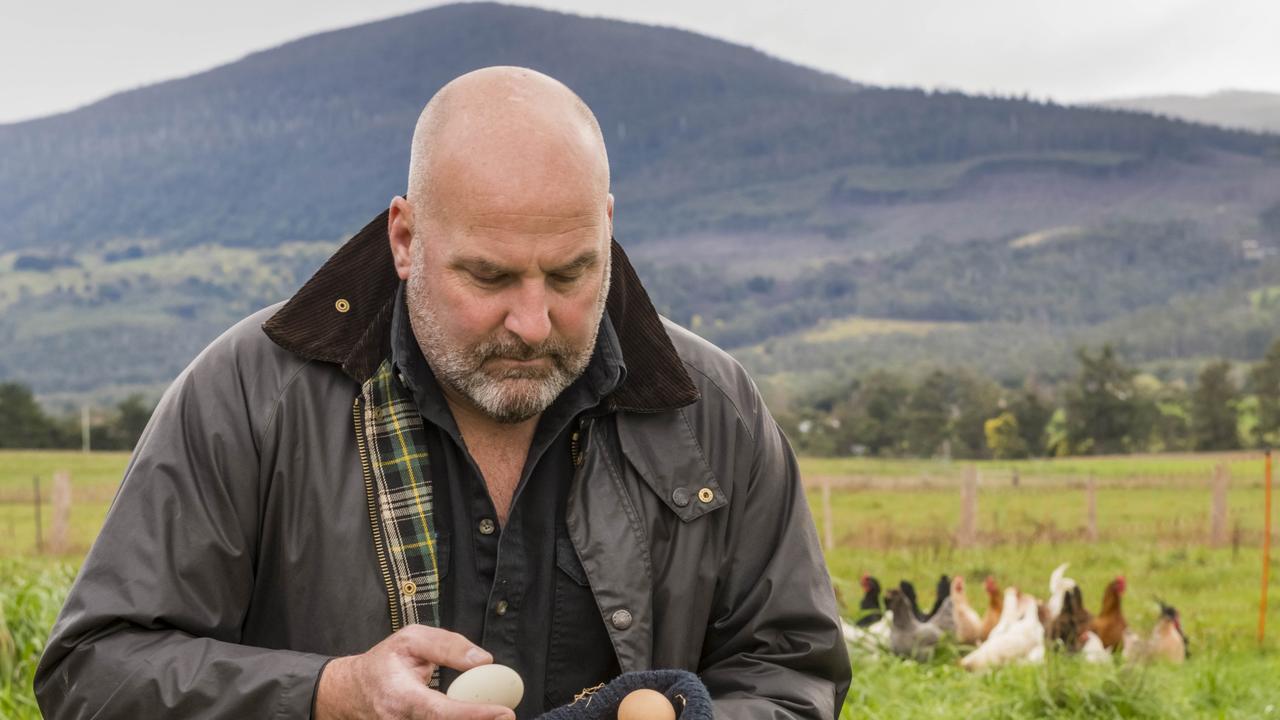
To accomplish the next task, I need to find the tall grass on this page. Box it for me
[0,560,75,719]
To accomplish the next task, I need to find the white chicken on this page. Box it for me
[960,590,1045,671]
[842,611,892,653]
[1080,631,1111,664]
[1046,562,1077,622]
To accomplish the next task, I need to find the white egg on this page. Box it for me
[445,664,524,709]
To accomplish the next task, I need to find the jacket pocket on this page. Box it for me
[543,535,618,709]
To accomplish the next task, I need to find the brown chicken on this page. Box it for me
[1088,576,1127,650]
[978,575,1003,641]
[1046,585,1092,652]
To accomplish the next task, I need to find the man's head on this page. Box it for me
[388,66,613,424]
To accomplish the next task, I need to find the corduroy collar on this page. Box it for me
[261,207,699,412]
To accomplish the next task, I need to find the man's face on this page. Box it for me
[404,202,612,424]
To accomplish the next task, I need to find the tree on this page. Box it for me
[1009,387,1053,457]
[1250,339,1280,446]
[902,371,952,457]
[985,411,1028,459]
[1063,345,1149,454]
[0,382,71,448]
[837,371,909,456]
[1191,360,1240,451]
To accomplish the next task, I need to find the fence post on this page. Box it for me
[958,465,978,547]
[1261,450,1273,647]
[1085,475,1098,542]
[1210,463,1229,548]
[50,471,73,554]
[33,475,42,554]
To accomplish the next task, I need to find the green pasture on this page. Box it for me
[1,449,1277,718]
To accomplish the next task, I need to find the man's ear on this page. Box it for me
[606,193,614,238]
[388,196,414,280]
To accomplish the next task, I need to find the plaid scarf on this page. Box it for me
[359,358,442,630]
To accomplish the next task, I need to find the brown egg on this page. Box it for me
[617,689,676,720]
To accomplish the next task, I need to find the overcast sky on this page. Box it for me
[3,0,1278,124]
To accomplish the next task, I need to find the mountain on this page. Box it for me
[1092,90,1280,134]
[2,2,1280,409]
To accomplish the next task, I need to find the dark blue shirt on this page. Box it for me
[389,283,624,714]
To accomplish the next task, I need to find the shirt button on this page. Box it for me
[671,488,691,507]
[611,609,633,630]
[401,581,417,597]
[495,599,509,616]
[478,518,496,535]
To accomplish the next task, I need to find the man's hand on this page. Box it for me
[315,625,516,720]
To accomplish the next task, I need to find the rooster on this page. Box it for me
[961,589,1044,671]
[925,574,952,621]
[1046,585,1092,653]
[950,576,984,644]
[855,574,883,627]
[1088,576,1127,650]
[1046,563,1077,622]
[898,580,927,622]
[1123,602,1188,664]
[978,575,1003,641]
[886,588,950,661]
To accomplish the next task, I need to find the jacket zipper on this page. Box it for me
[353,394,401,631]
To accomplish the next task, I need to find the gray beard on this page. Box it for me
[405,254,610,424]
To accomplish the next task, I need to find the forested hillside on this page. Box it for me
[2,2,1279,421]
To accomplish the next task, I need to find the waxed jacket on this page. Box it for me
[34,208,851,719]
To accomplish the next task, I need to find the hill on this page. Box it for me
[2,2,1280,409]
[1093,89,1280,134]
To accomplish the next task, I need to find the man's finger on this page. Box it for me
[395,625,493,671]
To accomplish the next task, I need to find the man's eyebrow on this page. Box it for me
[450,250,601,276]
[549,250,601,274]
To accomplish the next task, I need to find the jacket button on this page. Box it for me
[478,518,496,535]
[401,580,417,597]
[334,298,351,313]
[495,600,509,616]
[697,487,715,503]
[611,609,633,630]
[671,488,690,507]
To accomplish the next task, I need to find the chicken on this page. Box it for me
[978,575,1004,641]
[1087,576,1127,650]
[925,574,952,621]
[1046,585,1092,653]
[961,589,1045,671]
[1080,631,1111,663]
[855,574,883,627]
[886,588,949,661]
[1124,603,1188,664]
[842,611,892,653]
[898,580,927,622]
[950,576,984,644]
[1046,562,1077,621]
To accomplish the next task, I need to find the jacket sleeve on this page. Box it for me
[33,332,330,719]
[699,398,851,719]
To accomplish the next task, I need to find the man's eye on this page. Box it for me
[550,273,581,285]
[472,272,506,285]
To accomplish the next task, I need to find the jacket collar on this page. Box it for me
[261,207,699,412]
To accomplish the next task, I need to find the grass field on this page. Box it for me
[2,449,1277,718]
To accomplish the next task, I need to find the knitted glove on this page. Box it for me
[535,669,712,720]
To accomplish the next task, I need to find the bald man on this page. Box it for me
[35,67,850,719]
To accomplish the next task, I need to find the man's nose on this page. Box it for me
[504,279,552,347]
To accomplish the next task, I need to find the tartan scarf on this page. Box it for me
[359,358,442,631]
